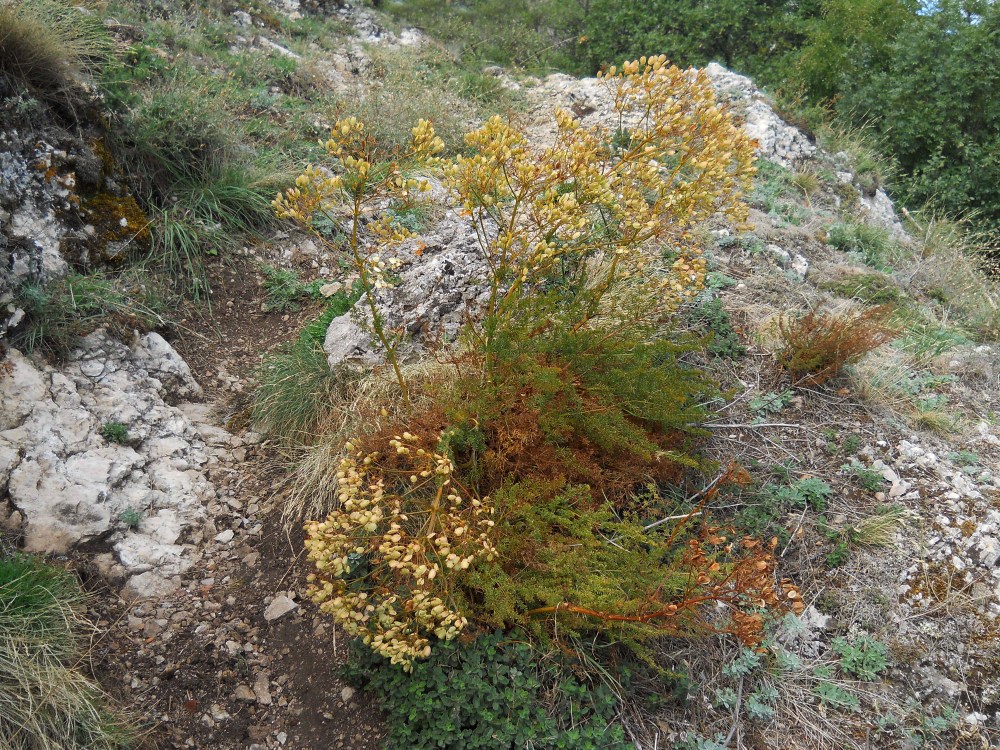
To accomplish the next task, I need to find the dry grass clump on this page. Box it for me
[778,304,899,385]
[0,552,132,750]
[349,46,485,153]
[904,212,1000,337]
[0,0,111,108]
[848,347,917,413]
[279,360,453,526]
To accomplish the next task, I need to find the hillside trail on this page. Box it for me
[79,12,417,750]
[79,254,387,750]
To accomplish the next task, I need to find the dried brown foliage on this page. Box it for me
[778,305,899,386]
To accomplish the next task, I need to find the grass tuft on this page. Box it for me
[0,0,111,112]
[11,270,171,358]
[0,552,132,749]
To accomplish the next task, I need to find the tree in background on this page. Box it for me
[581,0,817,79]
[829,0,1000,231]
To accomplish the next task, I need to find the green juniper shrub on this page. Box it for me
[463,481,712,642]
[341,631,630,750]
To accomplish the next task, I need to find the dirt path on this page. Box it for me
[82,251,386,750]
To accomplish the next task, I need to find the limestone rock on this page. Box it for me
[324,210,491,368]
[0,334,213,580]
[264,595,298,622]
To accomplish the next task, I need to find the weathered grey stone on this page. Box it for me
[263,595,298,622]
[122,571,181,600]
[0,334,213,579]
[703,63,816,168]
[323,210,491,368]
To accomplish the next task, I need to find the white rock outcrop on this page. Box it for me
[323,208,491,368]
[703,62,816,168]
[0,332,225,595]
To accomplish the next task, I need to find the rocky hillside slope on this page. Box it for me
[2,2,1000,749]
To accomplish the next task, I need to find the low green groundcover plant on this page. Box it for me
[342,632,629,750]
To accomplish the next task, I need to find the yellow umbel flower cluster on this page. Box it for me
[443,54,755,337]
[272,117,444,406]
[304,434,496,669]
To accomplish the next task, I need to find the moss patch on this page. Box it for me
[82,192,152,250]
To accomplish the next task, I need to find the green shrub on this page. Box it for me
[342,631,630,750]
[580,0,807,79]
[0,552,131,749]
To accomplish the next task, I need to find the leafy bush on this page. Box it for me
[836,1,1000,235]
[291,59,801,677]
[0,552,131,749]
[342,632,629,750]
[580,0,808,79]
[778,305,898,385]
